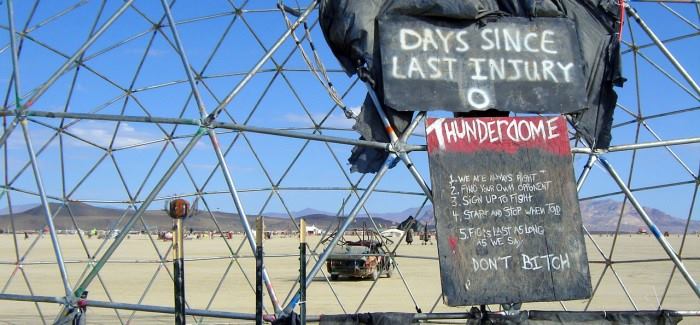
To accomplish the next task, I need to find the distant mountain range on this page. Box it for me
[578,199,699,234]
[0,202,397,233]
[0,199,697,234]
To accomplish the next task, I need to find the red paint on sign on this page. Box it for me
[448,235,458,254]
[425,116,570,156]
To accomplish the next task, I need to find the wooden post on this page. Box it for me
[299,219,307,324]
[168,199,190,325]
[256,217,264,325]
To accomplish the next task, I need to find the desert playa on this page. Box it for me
[0,233,698,324]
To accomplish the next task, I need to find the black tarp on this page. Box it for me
[397,215,419,231]
[319,312,416,324]
[55,306,87,325]
[320,0,625,173]
[318,311,682,325]
[272,311,302,325]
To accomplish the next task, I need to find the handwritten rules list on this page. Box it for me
[426,116,591,306]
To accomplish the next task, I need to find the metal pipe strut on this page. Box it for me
[625,4,700,96]
[282,154,400,316]
[576,155,599,192]
[168,199,190,325]
[23,0,136,107]
[363,82,432,201]
[68,0,319,307]
[7,0,73,302]
[0,110,419,152]
[161,0,284,311]
[72,128,207,299]
[361,82,428,312]
[300,218,308,325]
[598,157,700,298]
[209,129,282,313]
[255,217,264,325]
[2,0,699,322]
[19,120,73,299]
[159,0,207,117]
[571,137,700,154]
[173,217,186,324]
[205,1,319,123]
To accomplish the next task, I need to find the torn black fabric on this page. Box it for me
[319,312,416,324]
[348,95,411,173]
[272,312,302,325]
[527,310,683,324]
[477,311,683,324]
[319,0,624,173]
[318,0,384,76]
[397,215,419,231]
[54,307,86,325]
[319,311,681,325]
[558,0,626,148]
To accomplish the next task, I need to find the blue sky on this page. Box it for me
[0,1,698,222]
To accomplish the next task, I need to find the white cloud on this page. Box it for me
[1,120,160,151]
[5,125,56,150]
[283,113,312,126]
[172,136,208,150]
[68,121,158,148]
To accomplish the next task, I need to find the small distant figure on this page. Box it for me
[406,228,414,245]
[24,232,29,240]
[421,224,431,245]
[664,231,670,237]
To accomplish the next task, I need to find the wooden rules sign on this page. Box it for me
[426,116,591,306]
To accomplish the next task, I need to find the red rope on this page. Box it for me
[618,0,626,42]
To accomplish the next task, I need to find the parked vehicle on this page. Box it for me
[325,229,394,281]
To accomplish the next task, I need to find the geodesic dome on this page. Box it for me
[0,0,698,323]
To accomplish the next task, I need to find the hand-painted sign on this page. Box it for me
[426,116,591,306]
[379,17,587,114]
